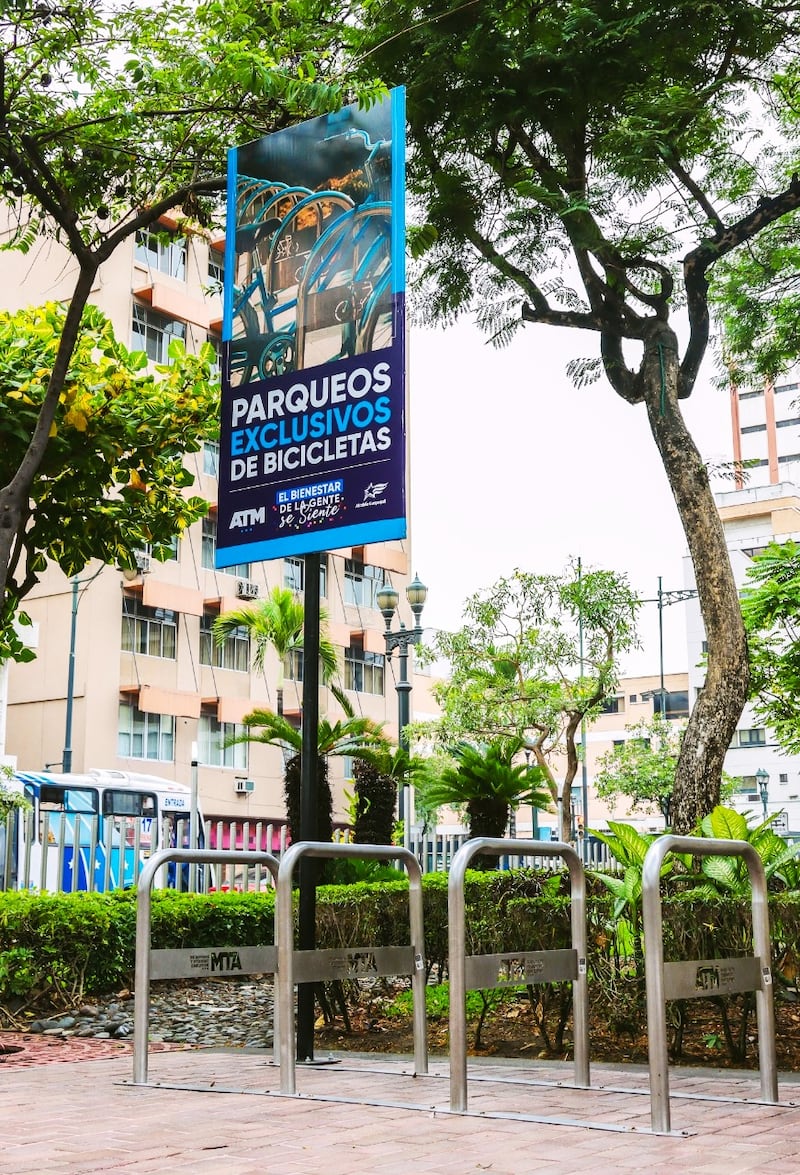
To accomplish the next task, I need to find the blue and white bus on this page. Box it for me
[0,768,205,893]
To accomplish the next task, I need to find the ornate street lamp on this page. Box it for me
[756,767,770,821]
[376,574,427,848]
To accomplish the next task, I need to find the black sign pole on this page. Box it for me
[296,552,321,1061]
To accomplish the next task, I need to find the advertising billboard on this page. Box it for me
[216,89,406,566]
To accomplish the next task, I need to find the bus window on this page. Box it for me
[38,786,98,845]
[101,790,156,819]
[41,785,97,813]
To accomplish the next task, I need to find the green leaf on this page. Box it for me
[701,806,748,842]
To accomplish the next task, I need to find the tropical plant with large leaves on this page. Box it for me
[213,586,339,715]
[690,806,800,897]
[414,737,552,868]
[590,822,675,931]
[591,807,800,969]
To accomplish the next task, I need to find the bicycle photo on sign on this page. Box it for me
[228,100,398,387]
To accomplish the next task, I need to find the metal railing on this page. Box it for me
[642,835,777,1134]
[1,806,623,893]
[447,837,590,1112]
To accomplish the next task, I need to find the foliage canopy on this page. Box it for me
[415,563,640,836]
[0,301,217,656]
[348,0,800,827]
[741,540,800,755]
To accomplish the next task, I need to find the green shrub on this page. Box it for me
[2,868,800,1066]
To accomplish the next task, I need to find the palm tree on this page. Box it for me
[213,585,339,715]
[415,737,553,868]
[233,706,386,843]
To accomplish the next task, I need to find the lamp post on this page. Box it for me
[643,577,699,717]
[63,568,104,773]
[376,574,427,851]
[756,767,769,821]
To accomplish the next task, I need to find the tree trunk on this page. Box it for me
[284,752,333,843]
[641,325,749,832]
[353,759,397,846]
[466,797,509,869]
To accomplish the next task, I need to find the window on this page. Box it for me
[132,305,185,364]
[734,775,759,798]
[285,648,304,682]
[344,637,384,695]
[206,335,221,379]
[652,691,689,719]
[135,226,186,280]
[629,694,638,704]
[200,611,249,672]
[612,739,625,748]
[284,555,328,596]
[121,596,177,659]
[344,559,384,609]
[701,640,709,654]
[198,713,248,769]
[600,696,623,715]
[137,536,179,562]
[208,247,224,290]
[117,703,175,761]
[738,727,766,746]
[284,649,330,683]
[780,773,789,784]
[201,517,250,577]
[203,440,219,478]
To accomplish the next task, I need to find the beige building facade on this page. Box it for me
[2,220,432,828]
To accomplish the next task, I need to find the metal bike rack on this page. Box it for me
[133,848,280,1085]
[448,838,590,1113]
[276,841,427,1095]
[643,835,778,1134]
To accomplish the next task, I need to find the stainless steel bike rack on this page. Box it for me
[643,835,778,1134]
[448,838,590,1113]
[133,848,280,1085]
[276,841,427,1095]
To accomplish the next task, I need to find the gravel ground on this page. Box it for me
[22,977,276,1049]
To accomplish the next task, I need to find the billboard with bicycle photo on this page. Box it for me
[217,89,407,566]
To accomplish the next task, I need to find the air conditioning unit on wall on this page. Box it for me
[134,550,151,573]
[236,579,259,600]
[234,778,255,795]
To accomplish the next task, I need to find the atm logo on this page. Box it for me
[230,507,265,529]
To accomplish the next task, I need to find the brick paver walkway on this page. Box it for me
[2,1046,800,1173]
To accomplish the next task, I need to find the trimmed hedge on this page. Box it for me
[2,871,799,1061]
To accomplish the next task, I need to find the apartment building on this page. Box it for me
[1,220,431,827]
[682,482,800,833]
[730,372,800,489]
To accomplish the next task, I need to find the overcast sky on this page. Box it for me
[406,317,732,678]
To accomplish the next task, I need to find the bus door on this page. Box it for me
[0,808,18,890]
[100,789,158,890]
